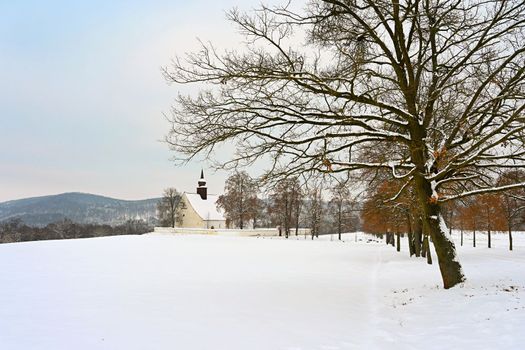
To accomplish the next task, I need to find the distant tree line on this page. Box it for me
[216,171,359,240]
[0,218,152,244]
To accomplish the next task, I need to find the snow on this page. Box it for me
[0,232,524,349]
[184,192,225,221]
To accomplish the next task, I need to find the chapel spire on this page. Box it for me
[197,169,207,200]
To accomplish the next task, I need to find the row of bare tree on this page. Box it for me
[215,172,358,239]
[362,170,525,253]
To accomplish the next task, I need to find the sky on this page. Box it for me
[0,0,272,202]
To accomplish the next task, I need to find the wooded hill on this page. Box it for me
[0,192,159,227]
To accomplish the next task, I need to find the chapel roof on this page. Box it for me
[184,193,225,221]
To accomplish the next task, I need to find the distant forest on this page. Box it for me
[0,218,152,244]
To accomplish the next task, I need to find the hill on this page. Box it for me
[0,192,159,227]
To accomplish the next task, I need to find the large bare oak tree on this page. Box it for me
[165,0,525,288]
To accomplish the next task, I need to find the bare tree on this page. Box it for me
[251,197,266,229]
[455,202,469,247]
[362,178,420,253]
[478,193,506,248]
[269,177,301,237]
[165,1,525,288]
[157,188,182,228]
[291,180,303,236]
[497,170,525,250]
[329,182,356,240]
[461,198,483,248]
[306,185,324,239]
[217,171,259,229]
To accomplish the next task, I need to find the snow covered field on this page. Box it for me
[0,232,524,350]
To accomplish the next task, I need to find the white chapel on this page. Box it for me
[178,171,226,229]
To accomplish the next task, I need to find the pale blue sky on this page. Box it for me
[0,0,267,201]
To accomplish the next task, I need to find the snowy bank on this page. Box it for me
[153,226,311,237]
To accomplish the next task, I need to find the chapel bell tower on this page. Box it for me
[197,169,208,200]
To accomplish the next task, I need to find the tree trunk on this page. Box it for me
[488,229,491,249]
[460,228,463,246]
[424,236,433,265]
[396,231,401,252]
[239,179,244,229]
[509,227,513,251]
[424,212,463,287]
[473,229,476,248]
[421,235,427,258]
[407,232,415,256]
[407,214,415,256]
[414,175,465,289]
[295,201,300,236]
[413,219,422,257]
[338,205,342,241]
